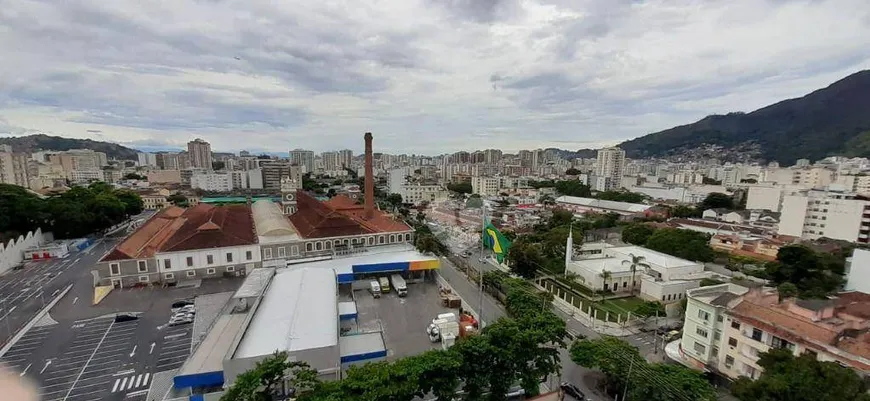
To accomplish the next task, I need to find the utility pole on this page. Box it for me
[653,309,660,354]
[478,204,486,327]
[621,358,634,401]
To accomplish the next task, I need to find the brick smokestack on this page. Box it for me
[364,132,374,220]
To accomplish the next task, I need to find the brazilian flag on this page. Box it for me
[483,221,511,263]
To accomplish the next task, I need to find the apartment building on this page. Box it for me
[191,173,234,192]
[836,174,870,196]
[187,138,213,170]
[401,184,449,205]
[289,149,315,173]
[471,176,500,196]
[680,284,749,370]
[0,149,29,187]
[777,189,870,243]
[595,147,625,191]
[720,289,870,379]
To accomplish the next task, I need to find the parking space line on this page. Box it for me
[60,320,114,401]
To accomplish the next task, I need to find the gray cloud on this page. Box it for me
[0,0,869,154]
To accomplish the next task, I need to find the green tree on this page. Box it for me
[447,182,473,194]
[123,173,146,180]
[465,195,483,208]
[414,233,443,255]
[507,239,545,278]
[538,194,556,206]
[221,351,319,401]
[114,189,144,216]
[595,191,646,203]
[554,180,591,197]
[386,193,403,210]
[621,223,656,246]
[669,205,701,218]
[166,194,189,207]
[565,167,581,175]
[645,228,715,262]
[621,253,650,295]
[699,192,735,210]
[777,282,799,302]
[570,337,715,401]
[765,245,844,297]
[731,349,870,401]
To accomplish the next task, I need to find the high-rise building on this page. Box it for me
[483,149,502,165]
[187,138,213,170]
[321,151,340,172]
[338,149,353,169]
[0,149,29,187]
[137,152,157,167]
[595,147,626,191]
[289,149,315,174]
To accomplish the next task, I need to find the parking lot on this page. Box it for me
[0,276,240,401]
[354,279,457,359]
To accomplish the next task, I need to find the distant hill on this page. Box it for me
[0,134,139,160]
[618,70,870,164]
[547,148,597,160]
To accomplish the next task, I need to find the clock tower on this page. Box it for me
[280,166,302,215]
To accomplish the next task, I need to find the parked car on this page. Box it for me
[561,382,586,400]
[171,300,194,309]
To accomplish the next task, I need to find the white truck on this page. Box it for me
[390,274,407,297]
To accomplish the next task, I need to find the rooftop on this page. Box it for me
[251,200,299,242]
[178,313,248,377]
[234,267,338,359]
[289,191,411,238]
[555,195,650,213]
[687,283,749,306]
[232,267,275,299]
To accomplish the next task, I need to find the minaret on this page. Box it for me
[565,224,574,266]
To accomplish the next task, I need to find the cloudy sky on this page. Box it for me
[1,0,869,155]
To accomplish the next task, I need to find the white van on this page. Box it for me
[370,280,381,298]
[391,274,407,297]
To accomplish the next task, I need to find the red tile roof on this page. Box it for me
[289,192,411,238]
[161,203,257,252]
[100,203,256,261]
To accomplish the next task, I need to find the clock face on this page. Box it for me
[285,193,295,201]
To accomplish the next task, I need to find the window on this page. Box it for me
[291,246,299,256]
[207,268,216,275]
[164,273,174,280]
[110,263,120,276]
[662,295,666,301]
[137,261,148,273]
[379,236,385,244]
[731,321,741,329]
[405,233,411,241]
[711,346,719,358]
[771,336,793,350]
[728,337,738,347]
[227,253,233,262]
[751,328,763,342]
[226,266,235,272]
[316,242,323,251]
[264,248,272,259]
[714,330,722,341]
[368,236,374,245]
[186,257,194,267]
[698,310,710,321]
[717,315,724,323]
[696,327,709,338]
[278,247,286,257]
[725,355,734,368]
[164,259,172,269]
[186,271,196,277]
[390,234,396,243]
[623,281,627,288]
[325,241,331,250]
[139,276,149,283]
[306,243,313,252]
[206,255,214,265]
[693,342,706,354]
[245,250,252,260]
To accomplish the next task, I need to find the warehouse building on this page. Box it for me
[173,245,440,399]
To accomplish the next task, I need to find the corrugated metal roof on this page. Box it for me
[555,196,650,213]
[234,267,338,358]
[232,268,275,299]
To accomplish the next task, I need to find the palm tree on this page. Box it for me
[621,253,650,295]
[598,269,612,297]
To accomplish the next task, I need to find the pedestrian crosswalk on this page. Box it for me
[111,372,150,393]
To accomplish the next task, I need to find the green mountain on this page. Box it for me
[0,134,139,160]
[618,70,870,164]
